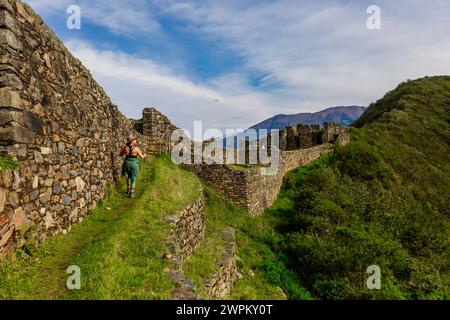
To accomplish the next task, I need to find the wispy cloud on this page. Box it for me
[25,0,160,34]
[65,39,278,134]
[25,0,450,132]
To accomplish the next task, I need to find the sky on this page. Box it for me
[24,0,450,135]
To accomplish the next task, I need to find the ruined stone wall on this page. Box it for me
[204,227,237,299]
[165,195,206,263]
[134,107,178,155]
[186,128,349,215]
[243,144,332,214]
[183,164,247,208]
[0,0,153,257]
[164,191,206,300]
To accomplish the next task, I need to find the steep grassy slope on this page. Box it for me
[263,76,450,299]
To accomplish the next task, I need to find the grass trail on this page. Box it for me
[0,154,200,300]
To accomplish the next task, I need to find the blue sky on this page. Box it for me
[24,0,450,134]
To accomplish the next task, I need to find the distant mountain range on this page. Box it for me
[250,106,367,131]
[221,106,366,148]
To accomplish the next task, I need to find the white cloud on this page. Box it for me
[25,0,159,34]
[26,0,450,132]
[65,39,279,135]
[156,0,450,108]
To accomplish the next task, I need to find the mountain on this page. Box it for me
[263,76,450,299]
[220,106,366,148]
[250,106,366,131]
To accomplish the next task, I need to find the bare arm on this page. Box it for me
[137,148,146,159]
[119,146,127,157]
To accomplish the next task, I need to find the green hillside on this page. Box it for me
[263,76,450,299]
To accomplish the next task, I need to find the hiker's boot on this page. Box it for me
[130,183,136,199]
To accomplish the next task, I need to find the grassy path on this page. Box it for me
[0,155,200,300]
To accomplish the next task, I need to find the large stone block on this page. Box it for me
[0,87,21,108]
[0,72,22,89]
[0,29,22,51]
[0,125,34,144]
[0,10,16,31]
[13,207,32,232]
[0,0,13,12]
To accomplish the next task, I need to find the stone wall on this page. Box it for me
[164,192,206,300]
[134,107,178,155]
[186,125,349,215]
[165,195,206,263]
[0,0,158,258]
[204,227,237,299]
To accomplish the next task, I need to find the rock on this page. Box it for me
[0,227,14,247]
[15,1,35,24]
[75,177,85,192]
[43,212,54,229]
[43,52,51,68]
[0,29,22,51]
[52,181,61,194]
[0,73,22,89]
[0,188,5,212]
[69,208,77,222]
[0,11,16,30]
[57,141,65,154]
[29,189,39,201]
[39,187,52,203]
[7,191,18,207]
[34,150,43,163]
[32,175,39,189]
[13,207,32,232]
[0,126,34,144]
[0,214,9,227]
[31,211,39,220]
[61,195,72,205]
[0,87,22,109]
[0,0,13,12]
[41,147,52,155]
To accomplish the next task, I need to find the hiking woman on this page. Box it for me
[120,135,146,198]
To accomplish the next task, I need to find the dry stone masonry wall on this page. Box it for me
[164,192,206,300]
[165,195,206,263]
[186,124,349,215]
[134,107,178,155]
[0,0,174,258]
[203,227,237,299]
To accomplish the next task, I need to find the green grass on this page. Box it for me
[0,156,19,170]
[0,154,201,300]
[183,186,294,300]
[262,76,450,299]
